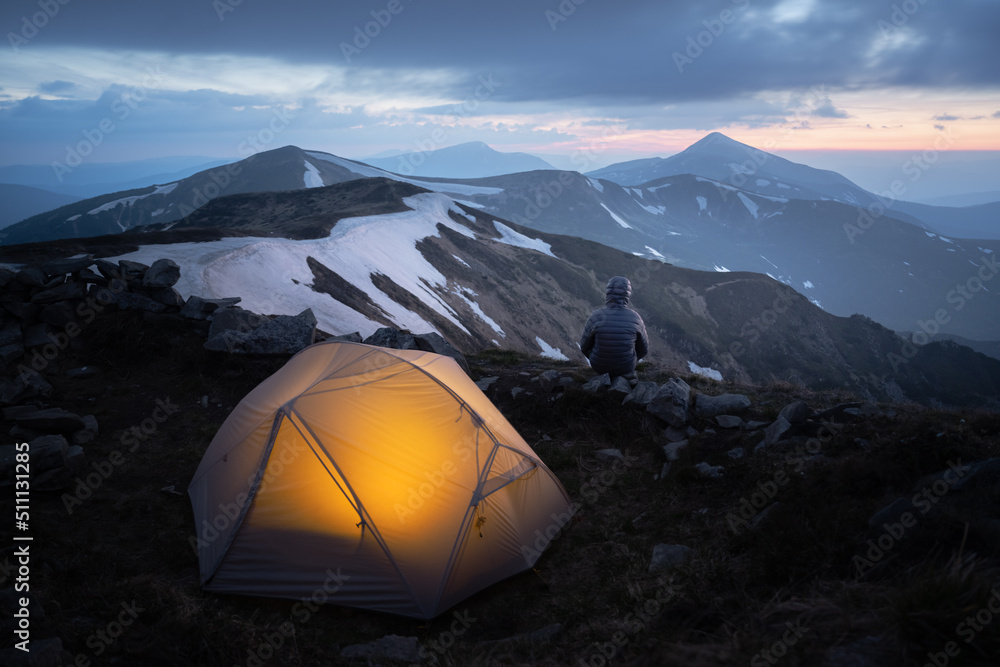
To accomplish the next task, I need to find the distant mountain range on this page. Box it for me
[2,138,997,344]
[3,177,997,408]
[0,184,81,229]
[359,141,555,178]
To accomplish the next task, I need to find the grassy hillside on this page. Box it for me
[3,310,999,666]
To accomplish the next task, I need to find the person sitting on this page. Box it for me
[579,275,648,384]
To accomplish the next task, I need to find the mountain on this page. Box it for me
[3,177,998,408]
[361,141,555,178]
[587,132,999,241]
[910,190,1000,207]
[0,184,81,229]
[4,142,997,343]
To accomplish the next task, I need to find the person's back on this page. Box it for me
[579,276,649,379]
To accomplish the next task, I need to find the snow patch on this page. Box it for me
[803,280,814,289]
[493,221,555,257]
[737,192,759,219]
[86,182,180,215]
[454,290,505,337]
[645,246,664,258]
[695,176,737,191]
[587,178,605,192]
[453,198,485,209]
[687,361,722,381]
[600,203,633,229]
[151,209,165,217]
[925,231,937,238]
[939,236,954,244]
[979,247,994,254]
[776,182,791,189]
[536,337,569,361]
[303,160,323,188]
[648,183,671,192]
[755,179,771,187]
[306,150,503,196]
[66,214,81,222]
[448,202,477,227]
[713,265,730,273]
[640,204,666,215]
[696,196,707,211]
[452,254,470,267]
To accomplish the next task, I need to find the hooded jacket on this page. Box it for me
[579,276,649,377]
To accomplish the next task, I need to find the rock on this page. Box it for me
[72,415,99,445]
[180,295,241,320]
[78,267,105,284]
[27,434,69,472]
[22,323,58,348]
[340,634,420,663]
[511,386,525,399]
[557,376,575,389]
[15,267,47,288]
[363,327,419,350]
[95,259,122,280]
[65,366,98,378]
[538,369,562,392]
[0,343,24,368]
[663,426,688,443]
[328,331,363,343]
[715,415,743,429]
[623,380,659,406]
[475,623,562,652]
[727,447,745,460]
[118,259,150,278]
[763,416,793,446]
[142,258,181,287]
[208,306,266,341]
[146,286,185,307]
[582,373,611,392]
[30,281,87,305]
[475,376,499,392]
[205,309,317,355]
[646,377,691,428]
[38,301,78,327]
[0,329,21,348]
[0,374,52,406]
[113,291,168,313]
[609,375,632,395]
[662,439,688,461]
[413,331,469,374]
[15,408,87,435]
[695,461,724,478]
[649,544,694,572]
[779,400,811,424]
[41,254,95,277]
[595,448,625,462]
[693,392,751,418]
[744,420,769,431]
[0,267,16,288]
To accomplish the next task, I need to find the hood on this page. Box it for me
[605,275,631,306]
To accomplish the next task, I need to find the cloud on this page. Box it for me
[38,81,77,94]
[813,100,850,119]
[934,124,946,131]
[994,111,1000,118]
[933,113,961,121]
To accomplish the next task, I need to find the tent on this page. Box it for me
[187,341,572,619]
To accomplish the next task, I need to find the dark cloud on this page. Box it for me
[37,80,76,94]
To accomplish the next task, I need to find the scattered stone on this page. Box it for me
[662,439,688,461]
[695,461,724,478]
[113,291,168,313]
[146,286,185,307]
[511,386,525,399]
[623,380,658,406]
[557,376,575,389]
[609,375,632,395]
[727,447,745,460]
[663,426,688,443]
[41,254,95,276]
[646,377,691,428]
[779,400,811,424]
[649,543,694,572]
[595,448,625,462]
[208,306,265,341]
[341,635,420,663]
[582,373,611,392]
[30,281,86,305]
[715,415,743,429]
[15,267,47,288]
[475,376,499,392]
[744,420,769,431]
[764,416,793,446]
[538,369,562,392]
[693,392,751,418]
[72,415,99,446]
[142,258,181,287]
[66,366,98,378]
[328,331,363,343]
[95,259,122,280]
[118,259,150,278]
[474,623,562,653]
[180,295,241,320]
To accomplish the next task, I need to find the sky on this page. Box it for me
[1,0,999,176]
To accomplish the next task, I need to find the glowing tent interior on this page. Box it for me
[187,341,572,619]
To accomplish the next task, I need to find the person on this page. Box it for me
[579,275,649,383]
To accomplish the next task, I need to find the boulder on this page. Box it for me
[623,381,659,407]
[205,309,316,355]
[646,378,691,428]
[328,331,363,343]
[609,375,633,395]
[27,434,69,472]
[146,286,185,308]
[595,448,625,462]
[662,439,688,461]
[413,331,469,374]
[763,416,793,447]
[363,327,419,350]
[341,635,420,663]
[475,376,499,392]
[180,295,241,320]
[649,544,694,572]
[118,259,150,278]
[693,392,751,418]
[582,373,611,392]
[94,259,122,280]
[113,291,168,313]
[142,258,181,287]
[695,462,724,478]
[715,415,743,429]
[208,306,266,341]
[14,408,87,435]
[779,400,811,424]
[538,369,562,392]
[30,280,86,305]
[41,254,95,276]
[15,267,47,288]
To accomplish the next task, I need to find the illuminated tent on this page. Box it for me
[188,341,572,619]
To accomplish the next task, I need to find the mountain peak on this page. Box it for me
[684,132,756,155]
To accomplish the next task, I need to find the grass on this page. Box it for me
[3,309,1000,665]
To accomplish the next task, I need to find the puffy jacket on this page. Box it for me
[579,276,649,377]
